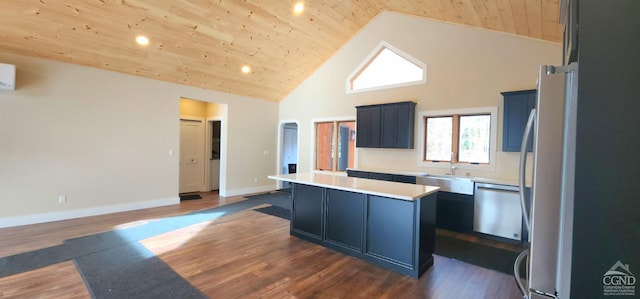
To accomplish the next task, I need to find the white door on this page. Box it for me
[180,119,204,193]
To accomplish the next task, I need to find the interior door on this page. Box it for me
[283,125,298,173]
[180,119,204,193]
[281,123,298,189]
[210,120,221,190]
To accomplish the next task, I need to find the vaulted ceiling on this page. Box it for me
[0,0,562,101]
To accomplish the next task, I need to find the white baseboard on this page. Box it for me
[0,197,179,229]
[221,185,276,197]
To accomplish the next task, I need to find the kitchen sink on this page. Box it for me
[416,175,474,195]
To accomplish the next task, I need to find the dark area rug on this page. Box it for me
[0,244,76,278]
[435,234,522,276]
[179,194,202,201]
[74,242,207,299]
[245,191,292,210]
[254,205,291,220]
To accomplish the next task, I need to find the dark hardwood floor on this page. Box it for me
[0,191,523,298]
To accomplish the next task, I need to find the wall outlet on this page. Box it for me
[254,177,258,183]
[58,195,67,203]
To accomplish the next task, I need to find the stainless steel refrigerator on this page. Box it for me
[514,63,579,299]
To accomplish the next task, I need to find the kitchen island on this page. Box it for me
[268,173,439,278]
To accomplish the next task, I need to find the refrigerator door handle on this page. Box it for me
[514,249,530,298]
[519,108,536,232]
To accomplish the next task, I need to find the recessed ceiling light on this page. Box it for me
[293,2,304,14]
[135,35,149,46]
[241,65,251,74]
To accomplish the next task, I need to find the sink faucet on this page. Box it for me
[449,152,457,175]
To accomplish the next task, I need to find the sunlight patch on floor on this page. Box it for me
[142,220,213,255]
[137,211,228,255]
[113,219,156,230]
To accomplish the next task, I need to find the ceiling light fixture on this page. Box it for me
[293,2,304,14]
[135,35,149,46]
[241,65,251,74]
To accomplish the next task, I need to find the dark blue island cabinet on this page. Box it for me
[290,182,438,278]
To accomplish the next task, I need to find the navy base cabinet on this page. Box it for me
[346,169,417,184]
[367,195,415,267]
[435,191,474,233]
[290,182,436,278]
[346,170,369,179]
[325,189,365,252]
[291,184,324,240]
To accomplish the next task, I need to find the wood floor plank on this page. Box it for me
[0,261,90,298]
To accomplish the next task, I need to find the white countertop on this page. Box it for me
[346,167,428,177]
[268,173,439,201]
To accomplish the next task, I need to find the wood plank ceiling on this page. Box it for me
[0,0,562,101]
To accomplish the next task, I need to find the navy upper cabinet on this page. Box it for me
[356,105,381,148]
[356,101,416,149]
[502,90,536,152]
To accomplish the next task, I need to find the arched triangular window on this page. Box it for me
[347,41,426,93]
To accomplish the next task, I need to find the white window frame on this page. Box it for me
[310,116,357,175]
[346,41,427,94]
[417,107,498,171]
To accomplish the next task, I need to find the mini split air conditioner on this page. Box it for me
[0,63,16,90]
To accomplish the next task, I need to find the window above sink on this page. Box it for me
[417,106,498,172]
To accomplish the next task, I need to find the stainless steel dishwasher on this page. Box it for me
[473,183,523,241]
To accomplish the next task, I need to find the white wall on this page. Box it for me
[279,11,562,181]
[0,52,278,224]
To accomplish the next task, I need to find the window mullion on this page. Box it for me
[332,121,339,171]
[314,123,320,170]
[451,115,460,163]
[422,116,428,161]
